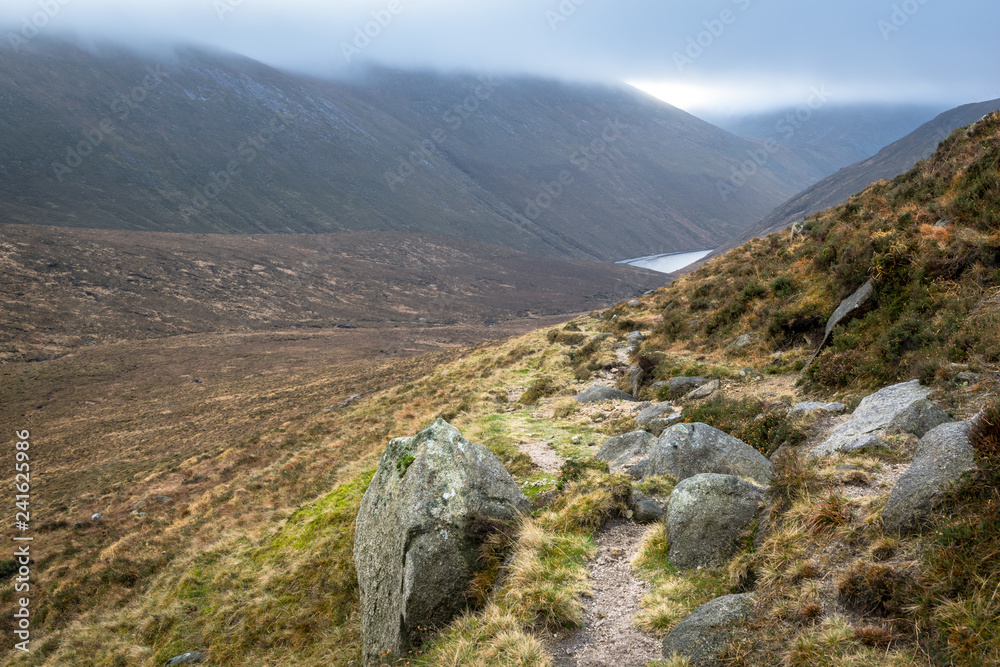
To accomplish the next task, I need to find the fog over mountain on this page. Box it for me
[1,0,997,115]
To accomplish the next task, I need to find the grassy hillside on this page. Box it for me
[713,99,1000,258]
[3,115,999,667]
[645,111,1000,391]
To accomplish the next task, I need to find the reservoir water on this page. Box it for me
[616,249,713,274]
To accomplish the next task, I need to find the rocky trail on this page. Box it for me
[548,520,661,667]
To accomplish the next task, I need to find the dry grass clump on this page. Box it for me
[837,560,907,617]
[631,525,732,635]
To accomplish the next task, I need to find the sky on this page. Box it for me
[1,0,998,115]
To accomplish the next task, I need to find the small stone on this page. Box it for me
[91,513,104,522]
[165,652,206,666]
[571,436,582,444]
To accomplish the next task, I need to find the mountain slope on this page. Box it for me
[648,111,1000,389]
[708,103,944,179]
[0,39,820,261]
[706,99,1000,259]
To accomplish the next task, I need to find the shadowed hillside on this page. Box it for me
[0,39,823,260]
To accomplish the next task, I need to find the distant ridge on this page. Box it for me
[705,98,1000,259]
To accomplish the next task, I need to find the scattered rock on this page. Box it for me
[788,401,847,417]
[837,433,888,454]
[629,300,641,308]
[571,436,582,445]
[738,367,763,381]
[729,334,755,350]
[955,370,980,385]
[646,414,684,437]
[806,279,875,367]
[809,380,932,457]
[596,430,657,473]
[354,420,529,663]
[661,594,756,666]
[882,422,977,534]
[685,379,720,401]
[649,381,670,393]
[669,376,710,395]
[666,474,765,569]
[575,385,637,403]
[627,365,644,396]
[626,331,645,343]
[645,423,774,486]
[884,399,952,438]
[629,488,665,523]
[91,513,104,522]
[333,394,362,410]
[165,653,206,666]
[636,402,676,429]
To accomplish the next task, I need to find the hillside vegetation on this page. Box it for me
[646,111,1000,391]
[3,117,1000,667]
[712,99,1000,260]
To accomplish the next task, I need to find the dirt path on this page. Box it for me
[519,439,566,473]
[548,519,662,667]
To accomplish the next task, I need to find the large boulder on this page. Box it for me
[645,423,774,486]
[882,422,977,534]
[576,385,637,403]
[883,399,953,438]
[354,420,529,663]
[596,430,657,473]
[666,474,765,569]
[661,594,756,666]
[809,380,932,457]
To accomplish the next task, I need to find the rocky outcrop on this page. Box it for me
[661,594,756,666]
[665,474,765,569]
[809,380,932,457]
[644,423,774,486]
[596,430,657,473]
[883,399,953,438]
[576,385,637,403]
[882,422,977,534]
[806,279,874,367]
[354,420,529,664]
